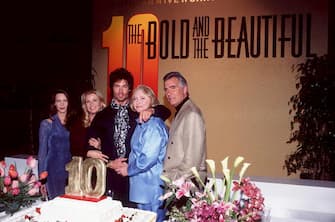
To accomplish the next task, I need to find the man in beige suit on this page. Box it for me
[162,71,207,181]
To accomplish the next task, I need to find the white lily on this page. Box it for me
[239,162,251,182]
[232,162,251,201]
[191,167,200,179]
[222,169,230,185]
[221,156,229,170]
[160,175,172,184]
[191,167,206,188]
[205,178,216,191]
[206,159,216,177]
[222,168,231,201]
[204,178,216,202]
[220,157,229,200]
[227,156,244,201]
[206,159,218,199]
[233,156,244,168]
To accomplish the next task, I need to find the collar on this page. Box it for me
[111,99,129,109]
[175,96,189,116]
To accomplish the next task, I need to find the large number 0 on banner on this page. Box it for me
[65,157,106,198]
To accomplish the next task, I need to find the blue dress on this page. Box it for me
[38,114,71,199]
[128,117,168,222]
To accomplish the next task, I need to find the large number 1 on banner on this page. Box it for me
[102,16,124,103]
[102,14,159,102]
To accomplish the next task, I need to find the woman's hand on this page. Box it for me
[86,150,109,163]
[88,137,101,149]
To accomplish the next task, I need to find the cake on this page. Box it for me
[19,197,157,222]
[25,197,157,222]
[16,157,157,222]
[37,197,123,222]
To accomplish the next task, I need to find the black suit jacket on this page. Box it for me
[86,104,170,203]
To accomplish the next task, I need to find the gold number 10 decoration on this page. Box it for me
[65,157,106,198]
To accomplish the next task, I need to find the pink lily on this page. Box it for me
[19,173,29,183]
[11,180,19,188]
[11,187,20,195]
[4,175,12,186]
[8,164,18,178]
[0,167,4,177]
[28,187,39,196]
[26,156,37,169]
[176,181,193,199]
[0,160,6,168]
[172,176,186,188]
[159,191,173,200]
[33,181,42,189]
[28,175,37,184]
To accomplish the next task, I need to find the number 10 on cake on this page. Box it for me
[65,157,106,199]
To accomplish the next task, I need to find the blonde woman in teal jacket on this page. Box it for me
[117,85,168,222]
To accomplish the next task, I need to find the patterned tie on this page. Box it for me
[111,99,130,158]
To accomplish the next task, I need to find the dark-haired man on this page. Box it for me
[86,68,170,206]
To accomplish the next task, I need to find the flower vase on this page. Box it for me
[261,207,271,222]
[1,201,22,216]
[0,203,5,213]
[0,210,6,217]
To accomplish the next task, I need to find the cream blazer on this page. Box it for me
[163,99,207,181]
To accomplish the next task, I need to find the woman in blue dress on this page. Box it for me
[117,85,169,222]
[38,89,73,200]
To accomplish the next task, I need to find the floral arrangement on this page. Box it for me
[160,156,265,222]
[114,212,137,222]
[0,156,46,215]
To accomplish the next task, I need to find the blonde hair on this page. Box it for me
[130,85,160,111]
[81,89,106,127]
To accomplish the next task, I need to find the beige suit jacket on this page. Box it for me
[163,99,207,181]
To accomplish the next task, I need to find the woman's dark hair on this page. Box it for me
[49,89,74,129]
[109,68,134,92]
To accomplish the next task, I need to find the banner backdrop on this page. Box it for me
[92,0,328,178]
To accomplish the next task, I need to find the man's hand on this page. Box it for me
[138,108,154,123]
[115,164,128,176]
[106,158,127,170]
[86,150,109,163]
